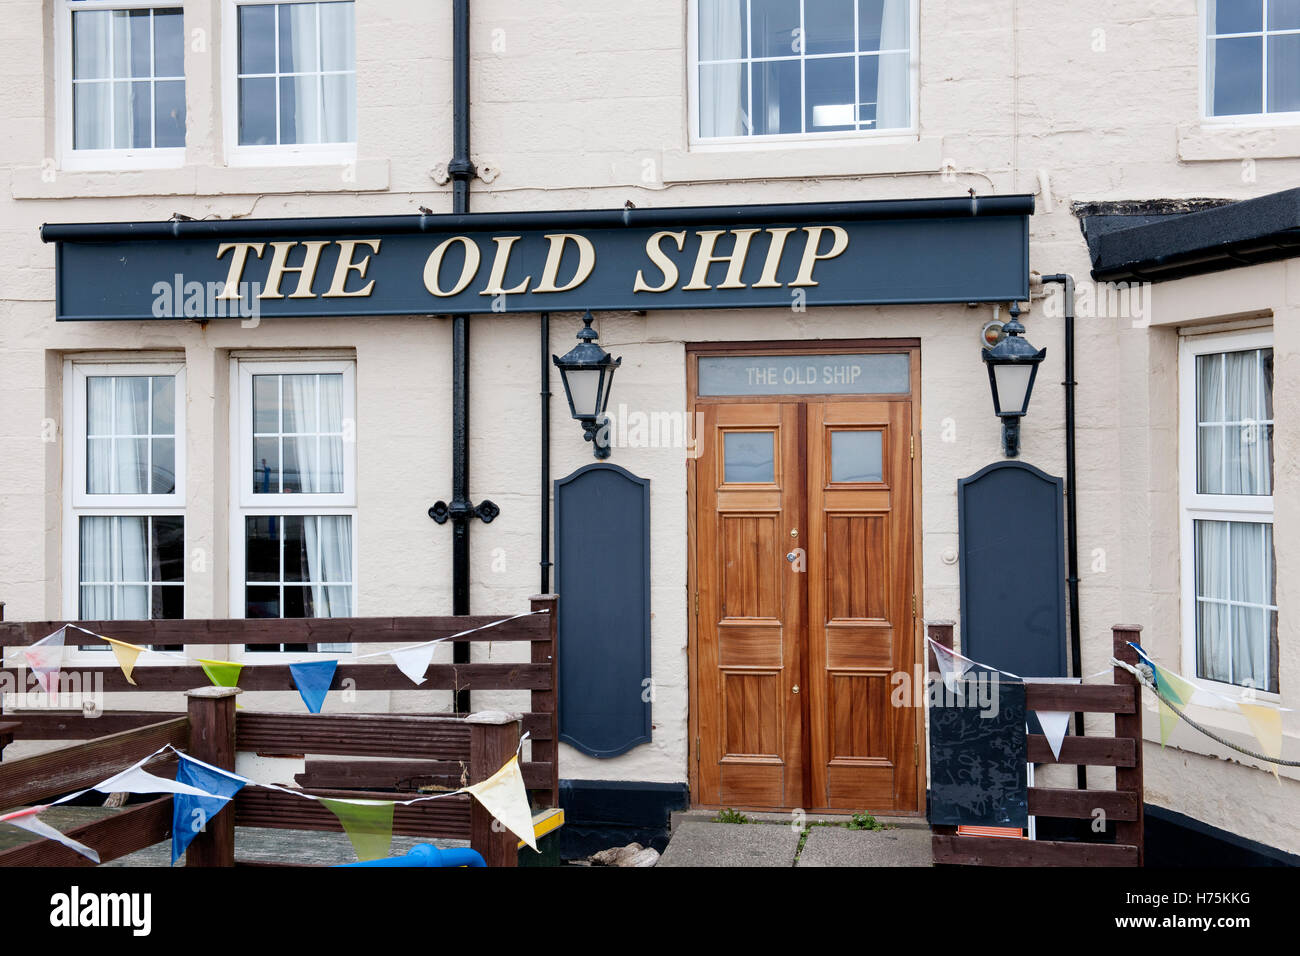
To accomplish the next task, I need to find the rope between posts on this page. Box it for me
[1110,657,1299,768]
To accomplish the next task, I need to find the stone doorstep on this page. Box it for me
[670,808,930,833]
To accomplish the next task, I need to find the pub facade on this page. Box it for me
[2,0,1297,861]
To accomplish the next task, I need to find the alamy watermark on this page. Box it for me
[151,274,262,325]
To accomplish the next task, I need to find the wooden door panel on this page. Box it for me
[695,403,804,809]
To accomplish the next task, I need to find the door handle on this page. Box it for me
[792,685,800,695]
[786,551,799,562]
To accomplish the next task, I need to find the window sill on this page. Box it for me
[661,134,943,183]
[11,158,390,200]
[1177,122,1300,161]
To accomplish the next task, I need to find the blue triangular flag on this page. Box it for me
[290,659,338,714]
[171,754,246,866]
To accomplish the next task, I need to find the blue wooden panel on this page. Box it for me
[958,461,1068,679]
[554,464,651,758]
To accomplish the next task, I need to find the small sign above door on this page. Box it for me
[698,353,910,396]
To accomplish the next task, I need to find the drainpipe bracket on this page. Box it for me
[429,498,500,525]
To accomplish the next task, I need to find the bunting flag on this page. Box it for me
[0,806,100,864]
[1151,663,1199,748]
[94,763,218,798]
[171,754,247,865]
[1237,702,1283,779]
[321,798,395,862]
[465,755,537,851]
[24,627,67,695]
[930,641,973,694]
[390,644,436,685]
[1035,711,1072,761]
[105,638,144,686]
[289,660,339,714]
[197,658,243,689]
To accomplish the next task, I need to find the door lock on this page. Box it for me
[790,528,799,537]
[792,685,800,694]
[786,551,799,563]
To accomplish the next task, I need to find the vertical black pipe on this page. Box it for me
[540,313,552,593]
[1040,273,1085,790]
[449,0,475,714]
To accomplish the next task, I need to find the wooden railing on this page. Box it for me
[927,623,1145,867]
[0,597,558,866]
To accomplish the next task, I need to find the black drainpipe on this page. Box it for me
[1037,273,1085,790]
[540,313,552,593]
[429,0,496,715]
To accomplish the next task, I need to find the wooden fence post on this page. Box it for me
[1112,625,1145,867]
[529,594,559,809]
[184,686,240,867]
[466,710,521,868]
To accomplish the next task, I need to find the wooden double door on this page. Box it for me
[692,396,919,813]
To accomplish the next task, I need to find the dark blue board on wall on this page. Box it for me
[554,464,651,758]
[957,461,1068,680]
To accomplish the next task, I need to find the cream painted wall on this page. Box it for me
[1,0,1298,853]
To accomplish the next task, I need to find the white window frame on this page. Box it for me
[54,0,187,171]
[1200,0,1300,127]
[221,0,358,167]
[229,358,358,658]
[63,359,187,661]
[1178,328,1278,699]
[686,0,920,149]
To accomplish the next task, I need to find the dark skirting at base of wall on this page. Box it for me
[558,779,690,860]
[1144,804,1300,867]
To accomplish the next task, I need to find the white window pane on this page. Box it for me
[1197,424,1225,494]
[254,436,281,491]
[1231,605,1267,688]
[238,4,277,74]
[155,79,186,148]
[114,9,152,79]
[1222,350,1256,419]
[861,51,910,129]
[753,58,801,135]
[114,377,151,434]
[253,375,280,433]
[1195,519,1230,601]
[115,437,148,493]
[279,74,321,144]
[1272,0,1300,28]
[699,62,748,137]
[319,373,344,431]
[283,374,319,433]
[1228,521,1267,604]
[119,515,149,581]
[806,0,855,55]
[278,2,320,73]
[239,77,277,144]
[87,438,112,494]
[806,56,855,132]
[73,11,113,80]
[698,0,747,61]
[1196,353,1224,422]
[117,584,150,619]
[859,0,909,51]
[724,431,775,483]
[74,82,113,149]
[151,377,176,434]
[87,377,114,435]
[80,585,112,619]
[750,0,800,59]
[1210,36,1263,116]
[1211,0,1263,34]
[321,72,356,143]
[1268,34,1300,113]
[152,437,176,494]
[1197,600,1231,683]
[282,435,314,492]
[316,515,352,582]
[80,515,113,581]
[319,1,356,71]
[320,437,344,493]
[115,79,153,149]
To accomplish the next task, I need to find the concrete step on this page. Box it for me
[660,813,934,867]
[670,807,929,832]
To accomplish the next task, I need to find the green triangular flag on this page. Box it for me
[321,798,395,862]
[1152,664,1198,748]
[197,658,243,688]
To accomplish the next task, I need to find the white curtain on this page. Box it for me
[79,516,149,621]
[319,0,356,142]
[1196,520,1272,690]
[874,0,910,130]
[698,0,746,137]
[282,3,320,143]
[320,373,345,494]
[284,374,319,492]
[307,515,353,650]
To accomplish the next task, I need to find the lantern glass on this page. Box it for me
[992,362,1034,416]
[563,367,603,420]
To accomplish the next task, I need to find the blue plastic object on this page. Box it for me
[337,844,486,867]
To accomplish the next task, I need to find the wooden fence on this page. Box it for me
[0,595,558,866]
[928,623,1145,867]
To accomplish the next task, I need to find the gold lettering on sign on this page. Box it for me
[259,240,329,299]
[533,233,596,294]
[324,239,381,297]
[751,227,798,289]
[215,242,266,299]
[632,230,687,293]
[423,236,481,297]
[682,228,761,291]
[480,236,532,296]
[789,226,849,288]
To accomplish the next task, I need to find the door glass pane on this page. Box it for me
[724,431,775,483]
[831,431,883,482]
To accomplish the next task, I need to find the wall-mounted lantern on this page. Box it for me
[552,311,621,459]
[982,304,1046,458]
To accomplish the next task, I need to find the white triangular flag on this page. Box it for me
[1035,711,1072,761]
[390,644,436,685]
[92,764,224,799]
[25,627,67,696]
[465,755,537,851]
[930,641,972,694]
[0,807,100,863]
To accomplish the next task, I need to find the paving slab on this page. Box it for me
[657,820,801,867]
[796,825,932,867]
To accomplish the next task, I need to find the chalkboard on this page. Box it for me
[958,461,1068,679]
[554,464,651,758]
[927,670,1028,828]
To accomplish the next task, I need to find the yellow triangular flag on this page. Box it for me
[104,638,143,686]
[1153,663,1198,708]
[1237,701,1283,779]
[320,798,395,861]
[465,755,537,851]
